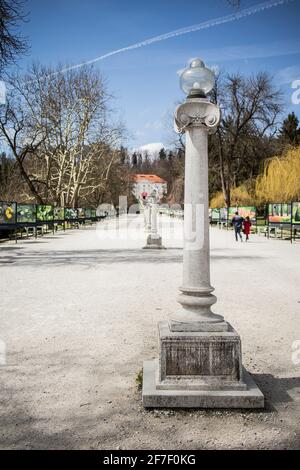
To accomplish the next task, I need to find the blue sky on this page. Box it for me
[16,0,300,150]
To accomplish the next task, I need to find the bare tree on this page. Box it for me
[0,78,46,202]
[210,72,283,207]
[0,0,28,72]
[0,64,126,205]
[0,151,21,200]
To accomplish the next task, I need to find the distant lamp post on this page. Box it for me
[142,58,264,408]
[143,190,165,249]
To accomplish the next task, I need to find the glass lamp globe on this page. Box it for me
[180,58,215,97]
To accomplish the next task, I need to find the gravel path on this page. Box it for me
[0,215,299,449]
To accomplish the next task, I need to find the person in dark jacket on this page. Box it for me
[231,211,244,242]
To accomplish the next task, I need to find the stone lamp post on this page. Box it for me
[143,190,165,249]
[142,59,264,408]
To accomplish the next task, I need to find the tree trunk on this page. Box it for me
[16,158,44,203]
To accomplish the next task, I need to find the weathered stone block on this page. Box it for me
[158,321,244,391]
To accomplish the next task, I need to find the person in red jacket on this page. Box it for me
[243,216,252,241]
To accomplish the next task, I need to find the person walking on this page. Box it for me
[231,211,244,242]
[243,216,252,242]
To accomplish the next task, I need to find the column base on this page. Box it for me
[142,360,264,408]
[170,319,229,332]
[142,321,264,409]
[173,290,225,330]
[143,234,166,250]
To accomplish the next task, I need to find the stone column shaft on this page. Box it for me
[151,204,158,235]
[144,205,151,233]
[182,127,210,289]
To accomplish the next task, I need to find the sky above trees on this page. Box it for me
[8,0,300,150]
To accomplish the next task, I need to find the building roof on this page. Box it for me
[132,174,167,184]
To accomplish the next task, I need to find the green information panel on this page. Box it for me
[77,208,85,219]
[229,206,256,222]
[292,202,300,224]
[220,208,228,221]
[54,207,65,220]
[17,204,36,223]
[268,204,291,224]
[36,205,54,222]
[64,208,77,220]
[85,208,92,218]
[211,208,220,222]
[0,202,16,224]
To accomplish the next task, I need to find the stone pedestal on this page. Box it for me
[142,322,264,408]
[143,359,264,408]
[143,233,165,249]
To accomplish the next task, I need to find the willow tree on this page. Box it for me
[256,146,300,203]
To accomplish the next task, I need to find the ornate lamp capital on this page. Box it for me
[174,98,221,134]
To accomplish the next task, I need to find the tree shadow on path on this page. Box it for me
[0,248,266,268]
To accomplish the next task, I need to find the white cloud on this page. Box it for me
[133,142,165,156]
[134,130,146,138]
[274,66,300,86]
[145,120,163,130]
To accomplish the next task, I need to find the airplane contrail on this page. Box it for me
[60,0,294,73]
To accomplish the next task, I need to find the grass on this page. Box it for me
[136,369,143,391]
